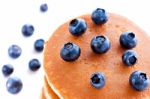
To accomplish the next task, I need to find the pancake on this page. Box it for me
[44,13,150,99]
[41,88,46,99]
[43,76,59,99]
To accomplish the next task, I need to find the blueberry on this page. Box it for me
[8,45,22,58]
[2,64,14,76]
[91,8,108,25]
[40,3,48,12]
[22,24,34,37]
[6,77,23,94]
[29,59,41,71]
[69,18,87,36]
[129,71,150,91]
[34,39,44,52]
[60,42,80,61]
[122,50,137,66]
[120,32,138,49]
[91,35,110,54]
[90,72,105,89]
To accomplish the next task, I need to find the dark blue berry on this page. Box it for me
[69,18,87,36]
[34,39,44,52]
[2,64,14,76]
[6,77,23,94]
[129,71,150,91]
[120,32,138,49]
[91,35,110,54]
[29,59,41,71]
[90,72,105,89]
[91,8,108,25]
[8,45,22,58]
[122,50,137,66]
[60,42,80,61]
[40,3,48,12]
[22,24,34,37]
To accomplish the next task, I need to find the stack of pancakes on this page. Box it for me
[41,13,150,99]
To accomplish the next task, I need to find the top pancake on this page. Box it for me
[44,13,150,99]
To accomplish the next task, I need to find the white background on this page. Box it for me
[0,0,150,99]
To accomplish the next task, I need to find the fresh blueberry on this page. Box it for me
[90,72,105,89]
[91,35,110,54]
[69,18,87,36]
[129,71,150,91]
[122,50,137,66]
[91,8,108,25]
[60,42,80,61]
[29,59,41,71]
[2,64,14,76]
[40,3,48,12]
[22,24,34,37]
[8,45,22,58]
[34,39,44,52]
[6,77,23,94]
[120,32,138,49]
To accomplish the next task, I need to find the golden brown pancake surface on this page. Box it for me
[44,13,150,99]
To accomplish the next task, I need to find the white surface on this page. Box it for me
[0,0,150,99]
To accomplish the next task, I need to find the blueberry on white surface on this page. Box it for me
[6,77,23,94]
[2,64,14,76]
[8,45,22,58]
[29,59,41,71]
[40,3,48,12]
[34,39,44,52]
[22,24,34,37]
